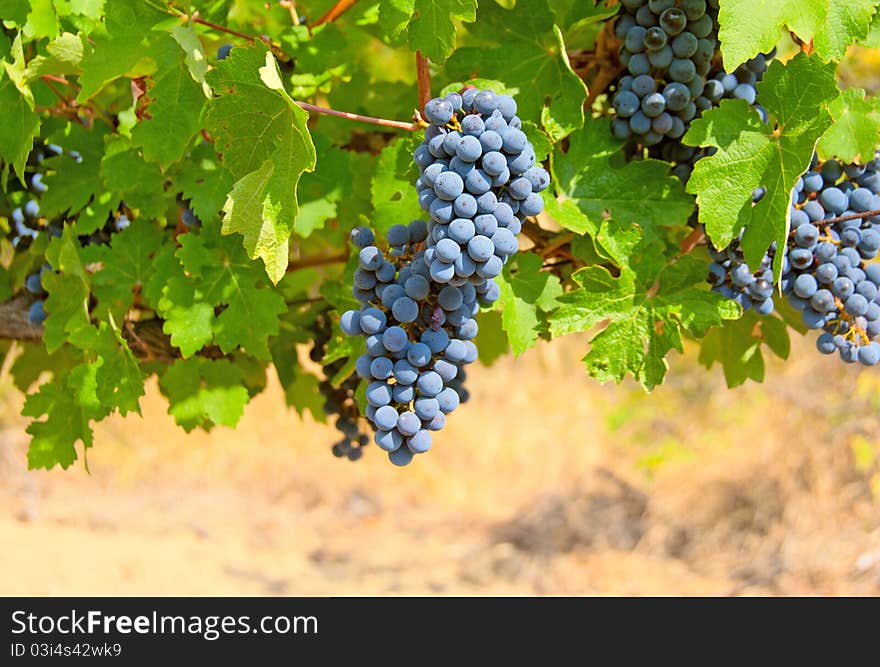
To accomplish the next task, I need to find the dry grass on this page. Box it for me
[1,335,879,596]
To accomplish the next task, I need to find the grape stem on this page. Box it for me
[287,252,348,271]
[190,14,256,42]
[296,101,418,131]
[679,225,706,254]
[821,208,880,226]
[315,0,359,26]
[416,51,432,110]
[279,0,303,27]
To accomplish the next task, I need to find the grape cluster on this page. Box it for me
[310,311,371,461]
[781,156,880,365]
[707,240,776,316]
[611,0,720,146]
[708,154,880,366]
[339,89,549,465]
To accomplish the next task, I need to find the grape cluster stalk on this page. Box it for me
[339,89,549,465]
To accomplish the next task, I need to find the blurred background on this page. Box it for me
[1,333,879,596]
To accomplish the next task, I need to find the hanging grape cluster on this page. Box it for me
[339,89,549,465]
[708,154,880,365]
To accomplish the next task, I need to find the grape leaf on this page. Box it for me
[175,228,286,359]
[296,135,350,237]
[42,225,91,353]
[158,358,249,432]
[172,142,234,223]
[206,46,316,283]
[24,32,84,79]
[379,0,477,61]
[497,252,562,355]
[0,35,41,183]
[75,0,167,101]
[818,88,880,164]
[371,136,422,235]
[24,0,59,40]
[698,312,790,388]
[131,35,206,166]
[474,309,509,365]
[552,118,693,244]
[549,226,740,389]
[100,138,167,218]
[718,0,880,69]
[84,321,146,416]
[90,222,164,321]
[39,121,109,218]
[446,0,587,141]
[23,363,106,470]
[684,55,839,272]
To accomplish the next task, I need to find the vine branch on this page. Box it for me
[315,0,359,27]
[296,101,418,131]
[287,252,348,271]
[821,208,880,226]
[189,13,256,43]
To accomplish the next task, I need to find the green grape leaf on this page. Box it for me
[24,32,84,79]
[0,0,29,26]
[684,55,839,271]
[75,0,168,101]
[23,363,106,470]
[446,0,587,141]
[379,0,477,61]
[497,253,562,355]
[0,35,41,183]
[206,46,316,283]
[24,0,59,39]
[42,225,91,353]
[10,342,81,393]
[39,121,110,218]
[131,35,206,166]
[175,228,286,359]
[170,24,211,97]
[90,222,164,321]
[553,118,694,245]
[549,227,740,389]
[699,312,791,388]
[158,358,249,432]
[818,88,880,164]
[82,321,146,416]
[171,142,234,223]
[371,136,422,236]
[295,135,350,237]
[719,0,880,69]
[100,138,167,218]
[474,309,509,365]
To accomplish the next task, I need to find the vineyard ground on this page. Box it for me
[1,337,878,596]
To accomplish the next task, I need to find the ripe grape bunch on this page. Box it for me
[339,88,549,466]
[309,311,372,462]
[781,155,880,365]
[709,154,880,366]
[611,0,721,146]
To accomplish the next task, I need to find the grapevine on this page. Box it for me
[0,1,879,470]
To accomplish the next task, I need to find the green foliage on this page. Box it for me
[684,55,839,272]
[0,0,876,470]
[718,0,880,69]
